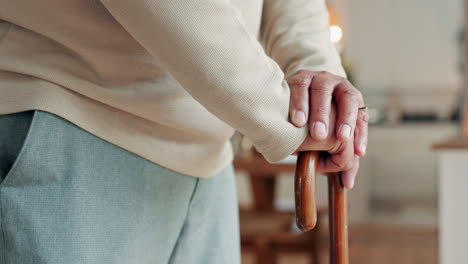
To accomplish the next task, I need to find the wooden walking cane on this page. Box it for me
[295,151,349,264]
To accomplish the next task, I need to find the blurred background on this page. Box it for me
[234,0,467,263]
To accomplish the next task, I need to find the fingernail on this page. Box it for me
[294,111,306,126]
[340,124,352,140]
[313,122,327,139]
[360,143,367,155]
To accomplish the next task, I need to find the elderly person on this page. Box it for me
[0,0,366,263]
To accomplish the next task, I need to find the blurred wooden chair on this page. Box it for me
[234,151,326,264]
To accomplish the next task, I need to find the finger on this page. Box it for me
[334,82,363,143]
[317,139,354,173]
[288,71,313,127]
[354,109,369,156]
[341,155,360,189]
[309,71,338,141]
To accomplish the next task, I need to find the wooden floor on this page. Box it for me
[241,224,438,264]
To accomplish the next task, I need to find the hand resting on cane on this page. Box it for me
[289,70,369,189]
[292,101,356,188]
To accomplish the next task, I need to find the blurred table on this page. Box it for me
[234,152,298,212]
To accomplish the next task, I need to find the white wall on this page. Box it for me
[336,0,463,95]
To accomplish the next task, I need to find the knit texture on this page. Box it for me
[0,0,345,178]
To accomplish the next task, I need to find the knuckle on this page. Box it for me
[288,76,309,90]
[310,86,332,98]
[318,70,332,77]
[342,88,359,98]
[312,106,329,117]
[345,91,363,104]
[339,81,363,99]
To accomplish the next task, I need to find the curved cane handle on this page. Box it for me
[295,151,349,264]
[294,151,319,231]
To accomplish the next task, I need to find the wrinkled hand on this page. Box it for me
[289,70,368,189]
[294,101,358,188]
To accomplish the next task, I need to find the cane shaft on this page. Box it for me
[328,172,349,264]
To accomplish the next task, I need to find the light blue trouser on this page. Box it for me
[0,110,240,264]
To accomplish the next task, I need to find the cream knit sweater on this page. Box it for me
[0,0,345,178]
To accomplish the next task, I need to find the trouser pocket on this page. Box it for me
[0,110,36,185]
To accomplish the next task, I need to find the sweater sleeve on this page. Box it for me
[97,0,307,162]
[260,0,346,80]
